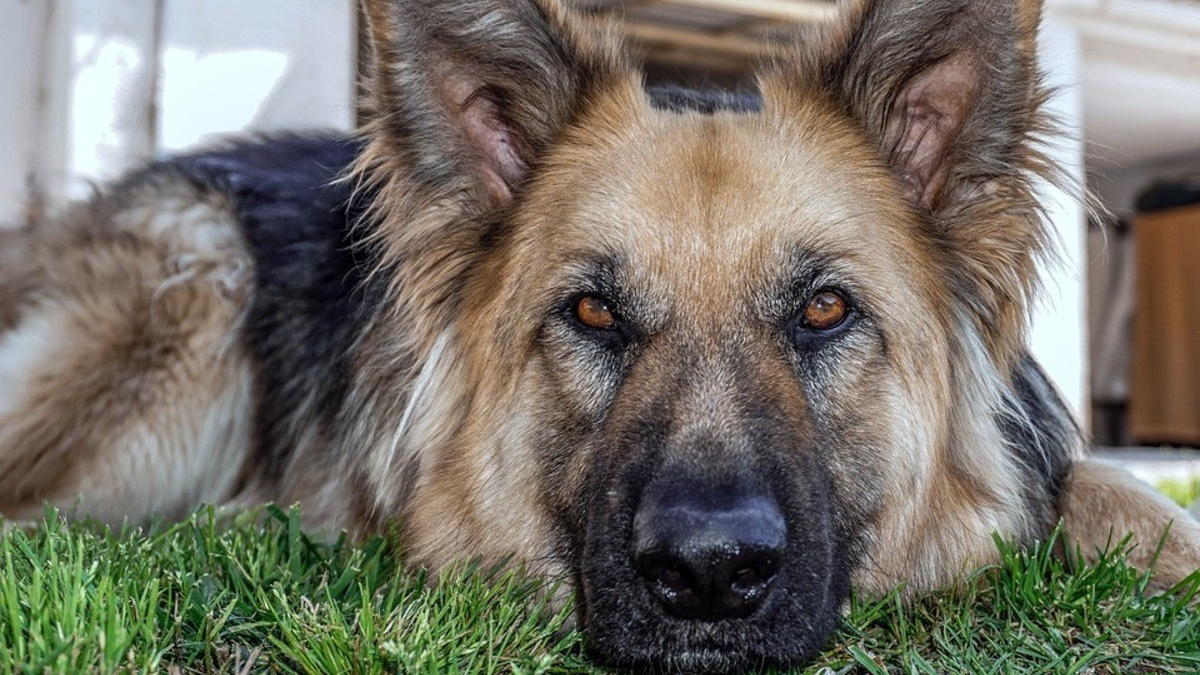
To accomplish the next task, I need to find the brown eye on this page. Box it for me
[802,291,848,331]
[576,295,617,331]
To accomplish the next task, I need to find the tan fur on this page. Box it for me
[0,176,254,525]
[1,0,1198,668]
[374,60,1062,598]
[1062,459,1200,589]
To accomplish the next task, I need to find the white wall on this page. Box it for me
[0,0,356,226]
[63,0,160,199]
[1031,14,1089,419]
[1093,153,1200,219]
[157,0,355,152]
[0,0,66,225]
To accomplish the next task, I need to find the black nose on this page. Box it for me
[632,483,786,621]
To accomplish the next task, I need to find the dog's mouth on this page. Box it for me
[573,471,850,674]
[619,643,779,675]
[659,648,766,675]
[578,589,832,675]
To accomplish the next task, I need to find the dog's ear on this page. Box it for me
[818,0,1047,213]
[767,0,1054,364]
[357,0,631,210]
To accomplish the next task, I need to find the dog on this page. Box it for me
[2,0,1198,671]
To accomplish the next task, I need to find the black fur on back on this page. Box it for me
[171,135,379,479]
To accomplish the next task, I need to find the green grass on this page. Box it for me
[2,507,1198,674]
[1158,477,1200,509]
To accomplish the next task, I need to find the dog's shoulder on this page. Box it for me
[1002,353,1081,506]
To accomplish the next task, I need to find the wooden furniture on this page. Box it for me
[572,0,833,77]
[1130,203,1200,444]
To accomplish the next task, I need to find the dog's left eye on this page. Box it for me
[799,291,849,331]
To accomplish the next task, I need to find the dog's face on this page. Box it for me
[489,105,948,670]
[356,0,1052,671]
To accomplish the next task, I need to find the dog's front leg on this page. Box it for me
[1061,458,1200,590]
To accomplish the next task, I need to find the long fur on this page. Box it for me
[1,0,1198,672]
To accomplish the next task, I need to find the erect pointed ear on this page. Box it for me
[820,0,1047,213]
[762,0,1057,367]
[357,0,632,209]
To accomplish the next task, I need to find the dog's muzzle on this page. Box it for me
[577,443,847,675]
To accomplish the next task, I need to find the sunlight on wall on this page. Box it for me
[0,0,355,225]
[157,0,355,151]
[69,33,148,198]
[159,47,290,151]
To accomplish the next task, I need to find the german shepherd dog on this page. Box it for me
[2,0,1198,671]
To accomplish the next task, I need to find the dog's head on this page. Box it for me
[353,0,1056,671]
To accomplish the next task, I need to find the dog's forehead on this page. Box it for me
[524,98,922,303]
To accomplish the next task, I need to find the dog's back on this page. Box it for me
[0,135,372,527]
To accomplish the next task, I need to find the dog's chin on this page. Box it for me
[658,649,761,675]
[626,648,765,675]
[591,632,826,675]
[579,599,841,675]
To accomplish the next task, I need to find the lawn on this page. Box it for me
[2,505,1199,675]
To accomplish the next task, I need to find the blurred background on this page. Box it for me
[2,0,1200,491]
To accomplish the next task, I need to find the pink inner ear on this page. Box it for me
[883,53,981,210]
[444,75,529,206]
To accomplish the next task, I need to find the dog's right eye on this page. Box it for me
[574,295,618,331]
[790,289,855,347]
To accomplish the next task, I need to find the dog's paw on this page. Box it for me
[1061,458,1200,592]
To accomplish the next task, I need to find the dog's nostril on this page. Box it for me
[659,566,689,594]
[633,489,786,621]
[636,555,703,611]
[731,564,768,592]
